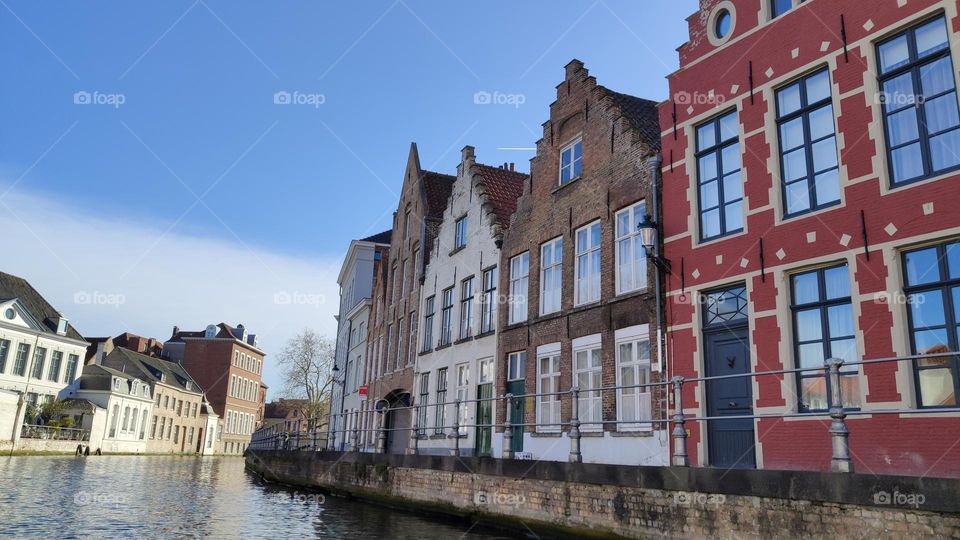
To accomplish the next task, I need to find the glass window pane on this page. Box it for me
[799,343,826,368]
[701,209,721,238]
[780,117,805,150]
[808,105,835,140]
[590,223,601,245]
[923,94,960,134]
[882,73,916,113]
[919,368,957,406]
[574,141,582,159]
[824,266,851,299]
[796,309,823,341]
[783,148,807,181]
[573,157,582,178]
[879,35,910,74]
[891,143,925,183]
[913,328,950,354]
[814,170,841,206]
[616,211,630,237]
[801,377,828,410]
[697,122,716,150]
[910,290,946,328]
[793,271,820,304]
[772,0,792,17]
[699,153,718,182]
[721,143,740,174]
[723,172,743,201]
[840,374,861,408]
[812,137,838,172]
[560,166,571,184]
[778,82,802,115]
[724,200,743,232]
[830,338,857,365]
[561,149,571,166]
[828,304,854,337]
[786,179,811,214]
[920,57,956,96]
[905,247,941,285]
[805,71,831,103]
[948,243,960,279]
[719,112,738,141]
[887,108,920,146]
[916,18,950,58]
[700,180,719,209]
[929,129,960,172]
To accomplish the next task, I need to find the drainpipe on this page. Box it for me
[645,153,669,449]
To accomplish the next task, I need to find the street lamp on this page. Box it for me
[638,215,671,274]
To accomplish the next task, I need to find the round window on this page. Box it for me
[4,308,14,320]
[715,9,732,39]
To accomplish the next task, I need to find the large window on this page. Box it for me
[417,372,430,436]
[435,367,448,435]
[509,252,529,324]
[480,267,497,334]
[395,317,404,369]
[540,237,563,315]
[791,265,859,411]
[616,336,652,430]
[30,347,46,380]
[878,16,960,185]
[559,137,583,185]
[777,69,840,216]
[64,354,79,383]
[460,277,474,339]
[439,287,454,346]
[507,351,526,381]
[696,110,743,240]
[573,341,602,431]
[47,351,62,382]
[615,201,648,294]
[12,344,29,377]
[0,339,9,374]
[903,241,960,407]
[423,295,432,352]
[575,222,601,305]
[455,363,469,436]
[536,352,561,432]
[454,216,468,250]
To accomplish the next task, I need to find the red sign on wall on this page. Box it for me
[358,385,368,400]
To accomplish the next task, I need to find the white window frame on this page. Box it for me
[395,317,404,370]
[536,344,561,433]
[572,335,603,432]
[507,351,526,381]
[559,136,583,185]
[615,326,653,432]
[509,252,530,324]
[460,276,474,339]
[540,237,563,315]
[615,201,649,295]
[575,221,602,305]
[455,362,470,436]
[454,215,468,249]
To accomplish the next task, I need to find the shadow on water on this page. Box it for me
[0,455,527,539]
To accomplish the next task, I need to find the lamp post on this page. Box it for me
[637,216,672,274]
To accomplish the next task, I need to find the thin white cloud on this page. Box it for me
[0,185,342,397]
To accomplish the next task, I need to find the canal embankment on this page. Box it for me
[246,450,960,539]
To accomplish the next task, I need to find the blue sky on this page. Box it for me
[0,1,694,395]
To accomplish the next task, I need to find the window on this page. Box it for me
[715,9,731,39]
[407,315,416,366]
[507,351,526,381]
[177,400,183,416]
[540,237,563,315]
[151,416,158,438]
[559,137,583,184]
[0,339,9,374]
[703,285,749,326]
[12,344,29,376]
[771,0,793,18]
[509,253,530,324]
[64,354,79,383]
[29,347,46,380]
[435,367,448,435]
[460,277,474,339]
[903,241,960,407]
[791,265,859,411]
[696,110,743,240]
[575,222,601,305]
[130,409,138,434]
[615,201,648,294]
[454,215,468,249]
[109,405,119,438]
[188,427,194,444]
[122,406,131,432]
[777,69,840,216]
[616,336,652,430]
[47,351,63,382]
[480,267,498,334]
[174,425,180,443]
[439,288,454,346]
[878,16,960,185]
[417,372,429,436]
[455,363,469,436]
[140,415,147,440]
[536,352,561,432]
[573,340,602,431]
[395,316,404,369]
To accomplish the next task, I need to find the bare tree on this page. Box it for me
[275,328,335,431]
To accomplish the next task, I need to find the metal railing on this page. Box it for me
[20,424,90,441]
[251,353,960,473]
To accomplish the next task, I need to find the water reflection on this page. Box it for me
[0,456,520,539]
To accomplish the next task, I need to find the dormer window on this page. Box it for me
[771,0,804,19]
[559,137,583,185]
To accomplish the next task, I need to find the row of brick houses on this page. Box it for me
[329,0,960,478]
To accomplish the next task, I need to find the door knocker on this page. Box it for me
[727,356,736,368]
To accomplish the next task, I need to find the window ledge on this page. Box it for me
[578,430,604,437]
[448,245,466,257]
[475,330,495,339]
[531,311,564,324]
[434,343,452,351]
[608,288,652,305]
[454,336,474,345]
[531,431,562,438]
[428,434,447,440]
[569,301,602,315]
[418,348,433,357]
[611,429,655,437]
[551,176,582,194]
[504,320,528,330]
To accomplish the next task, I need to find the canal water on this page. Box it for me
[0,456,522,539]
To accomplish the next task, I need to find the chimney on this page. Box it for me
[172,325,179,337]
[509,163,515,171]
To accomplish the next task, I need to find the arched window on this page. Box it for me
[122,406,131,432]
[109,404,119,438]
[130,408,139,434]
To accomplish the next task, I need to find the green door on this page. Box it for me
[505,380,524,452]
[475,383,493,456]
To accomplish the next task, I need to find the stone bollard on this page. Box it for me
[827,358,854,473]
[671,376,689,467]
[377,411,387,454]
[452,399,461,457]
[569,387,582,463]
[502,393,514,460]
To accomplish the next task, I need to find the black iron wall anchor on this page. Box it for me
[759,238,766,283]
[672,102,678,140]
[861,210,871,261]
[841,15,849,63]
[749,61,755,105]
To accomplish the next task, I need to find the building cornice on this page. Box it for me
[0,321,89,348]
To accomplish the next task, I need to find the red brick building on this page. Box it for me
[660,0,960,477]
[497,60,668,465]
[165,322,266,454]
